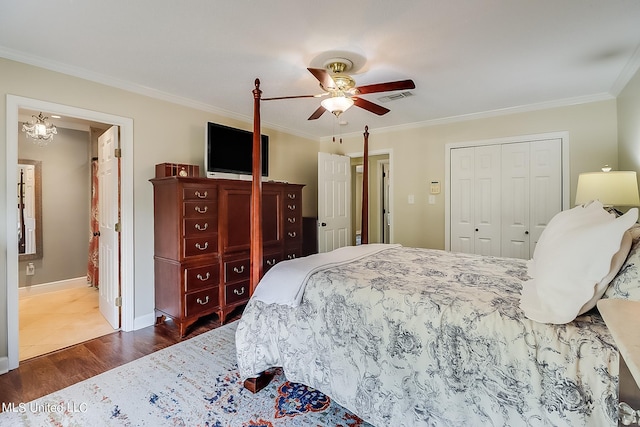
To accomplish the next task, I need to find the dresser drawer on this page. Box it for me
[224,258,250,283]
[263,252,282,273]
[185,263,219,292]
[225,281,250,305]
[183,186,217,201]
[183,201,216,219]
[185,287,219,317]
[284,247,302,261]
[184,218,217,236]
[184,236,217,257]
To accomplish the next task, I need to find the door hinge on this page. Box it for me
[115,148,122,158]
[115,222,121,232]
[115,296,122,307]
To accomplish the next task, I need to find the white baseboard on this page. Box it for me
[19,277,89,299]
[0,356,8,375]
[133,312,156,331]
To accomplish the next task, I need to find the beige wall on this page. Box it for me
[328,99,619,249]
[18,127,91,287]
[618,67,640,173]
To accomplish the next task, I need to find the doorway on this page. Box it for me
[16,110,114,360]
[349,149,393,245]
[5,95,135,371]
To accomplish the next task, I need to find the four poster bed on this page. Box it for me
[236,79,640,426]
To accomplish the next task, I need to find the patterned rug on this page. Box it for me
[0,321,371,426]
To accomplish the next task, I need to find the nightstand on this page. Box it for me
[598,299,640,426]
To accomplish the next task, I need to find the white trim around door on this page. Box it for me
[4,95,135,372]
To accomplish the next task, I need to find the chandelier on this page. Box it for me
[22,112,57,145]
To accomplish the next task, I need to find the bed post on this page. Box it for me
[361,125,369,244]
[250,78,263,295]
[244,78,274,394]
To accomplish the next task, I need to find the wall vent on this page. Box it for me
[377,91,414,103]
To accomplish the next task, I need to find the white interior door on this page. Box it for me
[529,139,562,254]
[501,142,531,259]
[473,145,502,256]
[318,152,351,252]
[450,147,475,253]
[98,126,120,329]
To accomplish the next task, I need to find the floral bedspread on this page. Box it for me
[236,246,618,426]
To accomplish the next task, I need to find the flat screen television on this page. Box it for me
[205,122,269,178]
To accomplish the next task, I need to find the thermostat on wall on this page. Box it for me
[430,181,441,194]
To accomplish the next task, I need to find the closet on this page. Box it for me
[449,137,563,259]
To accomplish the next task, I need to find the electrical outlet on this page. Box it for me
[26,263,35,276]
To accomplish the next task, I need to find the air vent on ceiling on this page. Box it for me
[377,91,414,103]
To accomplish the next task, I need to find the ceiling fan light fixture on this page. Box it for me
[321,95,354,117]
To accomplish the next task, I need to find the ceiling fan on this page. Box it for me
[263,58,416,120]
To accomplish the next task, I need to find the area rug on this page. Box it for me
[0,321,371,426]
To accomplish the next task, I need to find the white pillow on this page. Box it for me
[520,201,638,324]
[576,229,632,315]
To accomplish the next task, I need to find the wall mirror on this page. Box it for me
[18,159,43,261]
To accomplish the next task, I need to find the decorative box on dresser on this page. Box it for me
[150,176,304,336]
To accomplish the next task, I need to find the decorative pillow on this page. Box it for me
[603,236,640,301]
[520,201,638,324]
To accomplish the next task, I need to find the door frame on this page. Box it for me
[5,95,135,371]
[444,131,570,252]
[347,148,394,244]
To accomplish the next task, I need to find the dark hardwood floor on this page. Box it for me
[0,310,242,410]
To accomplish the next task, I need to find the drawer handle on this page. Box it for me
[195,206,208,214]
[288,231,297,238]
[233,287,246,296]
[196,272,210,281]
[233,265,245,274]
[266,258,276,266]
[195,242,209,250]
[287,254,297,260]
[196,296,210,305]
[195,222,209,231]
[195,191,208,199]
[287,193,296,199]
[288,204,296,210]
[287,217,296,223]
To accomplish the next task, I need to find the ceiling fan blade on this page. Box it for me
[307,68,336,90]
[353,97,390,116]
[263,94,320,101]
[355,79,415,95]
[308,105,327,120]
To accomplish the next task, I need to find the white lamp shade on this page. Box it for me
[321,96,354,114]
[575,171,640,206]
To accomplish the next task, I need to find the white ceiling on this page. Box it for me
[2,1,640,140]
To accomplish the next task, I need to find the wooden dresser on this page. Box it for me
[150,177,304,336]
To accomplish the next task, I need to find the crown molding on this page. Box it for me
[0,47,319,142]
[320,92,615,143]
